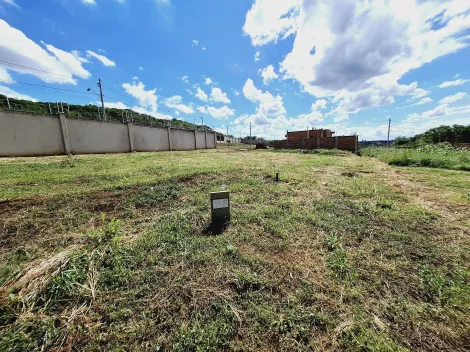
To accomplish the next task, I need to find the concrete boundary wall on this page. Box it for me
[273,136,359,152]
[0,110,217,157]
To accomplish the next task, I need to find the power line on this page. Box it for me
[387,118,391,147]
[0,79,94,96]
[0,59,74,79]
[0,59,153,108]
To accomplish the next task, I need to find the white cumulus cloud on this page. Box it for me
[206,106,235,119]
[243,0,470,115]
[86,50,116,67]
[438,79,470,88]
[439,92,467,104]
[0,67,14,83]
[122,81,158,114]
[414,97,433,105]
[311,99,327,110]
[0,85,37,101]
[100,101,127,109]
[210,87,231,104]
[195,87,208,102]
[0,19,91,85]
[243,78,285,116]
[259,65,278,85]
[164,95,195,114]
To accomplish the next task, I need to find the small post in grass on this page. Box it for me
[211,191,230,231]
[275,172,279,182]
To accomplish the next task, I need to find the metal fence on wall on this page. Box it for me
[0,96,212,132]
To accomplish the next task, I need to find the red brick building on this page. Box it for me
[286,129,334,141]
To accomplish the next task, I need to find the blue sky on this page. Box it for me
[0,0,469,140]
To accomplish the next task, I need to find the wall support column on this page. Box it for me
[127,122,135,152]
[335,136,339,149]
[167,127,172,151]
[58,113,71,155]
[214,131,217,149]
[317,137,320,149]
[194,129,198,150]
[205,130,208,149]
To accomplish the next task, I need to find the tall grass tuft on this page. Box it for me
[362,145,470,171]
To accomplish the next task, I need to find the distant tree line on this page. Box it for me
[0,94,210,131]
[394,125,470,146]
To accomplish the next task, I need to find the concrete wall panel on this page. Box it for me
[171,129,195,151]
[196,131,206,149]
[132,124,169,151]
[207,132,216,148]
[0,111,64,156]
[67,119,130,154]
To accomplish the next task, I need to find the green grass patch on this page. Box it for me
[362,145,470,171]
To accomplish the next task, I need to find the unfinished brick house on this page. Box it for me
[286,129,334,141]
[275,128,358,152]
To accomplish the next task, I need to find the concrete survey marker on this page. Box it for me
[210,191,230,229]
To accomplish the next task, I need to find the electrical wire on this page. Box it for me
[0,79,94,96]
[0,59,75,79]
[0,59,162,111]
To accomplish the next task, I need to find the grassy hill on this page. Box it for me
[0,146,469,351]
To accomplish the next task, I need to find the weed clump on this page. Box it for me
[362,146,470,171]
[419,265,470,306]
[324,233,354,280]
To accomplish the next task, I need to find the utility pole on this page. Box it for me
[387,118,391,147]
[97,79,106,121]
[249,121,252,149]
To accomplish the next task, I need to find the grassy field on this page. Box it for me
[362,145,470,171]
[0,146,469,351]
